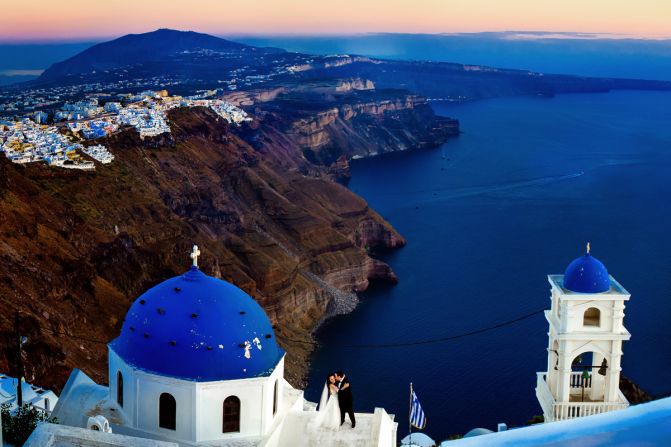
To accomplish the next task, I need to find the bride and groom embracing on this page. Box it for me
[316,370,356,430]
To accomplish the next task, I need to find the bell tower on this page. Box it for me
[536,244,631,422]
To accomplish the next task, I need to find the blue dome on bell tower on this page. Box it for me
[110,245,284,382]
[563,243,611,294]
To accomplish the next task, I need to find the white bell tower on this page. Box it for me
[536,244,631,422]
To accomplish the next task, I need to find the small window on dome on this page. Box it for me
[117,371,124,407]
[583,307,601,327]
[159,393,177,430]
[223,396,240,433]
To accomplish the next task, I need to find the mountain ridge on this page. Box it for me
[38,28,283,82]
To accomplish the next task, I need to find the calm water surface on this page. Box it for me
[305,90,671,440]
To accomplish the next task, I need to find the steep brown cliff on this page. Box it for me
[0,106,418,392]
[251,90,459,167]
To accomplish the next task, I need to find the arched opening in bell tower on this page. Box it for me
[569,351,609,403]
[583,307,601,327]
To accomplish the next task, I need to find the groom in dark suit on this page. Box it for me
[335,371,355,428]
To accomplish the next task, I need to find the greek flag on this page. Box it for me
[410,390,427,429]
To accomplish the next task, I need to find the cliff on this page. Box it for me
[298,59,671,101]
[291,96,458,164]
[0,102,448,392]
[243,89,459,167]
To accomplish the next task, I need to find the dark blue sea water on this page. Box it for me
[305,90,671,441]
[0,43,94,85]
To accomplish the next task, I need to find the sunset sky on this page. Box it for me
[1,0,670,41]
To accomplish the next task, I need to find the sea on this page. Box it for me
[305,90,671,440]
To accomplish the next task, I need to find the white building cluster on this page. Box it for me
[117,105,171,138]
[82,144,115,164]
[0,91,251,170]
[54,98,102,121]
[0,373,58,413]
[0,119,93,169]
[188,98,252,124]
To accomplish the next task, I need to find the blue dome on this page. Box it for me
[464,428,494,438]
[110,266,284,381]
[563,252,610,294]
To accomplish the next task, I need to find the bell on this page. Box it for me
[598,358,608,376]
[552,349,559,370]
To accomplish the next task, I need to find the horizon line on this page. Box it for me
[2,29,671,45]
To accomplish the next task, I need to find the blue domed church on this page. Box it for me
[52,246,398,446]
[106,246,287,443]
[536,244,631,423]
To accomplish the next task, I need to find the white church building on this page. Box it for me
[51,246,398,447]
[536,244,631,422]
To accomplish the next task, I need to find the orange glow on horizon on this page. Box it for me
[1,0,671,41]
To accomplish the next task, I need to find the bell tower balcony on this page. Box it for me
[536,372,629,422]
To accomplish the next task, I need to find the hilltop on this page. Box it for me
[38,29,280,83]
[32,29,292,89]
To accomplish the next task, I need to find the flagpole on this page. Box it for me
[409,382,413,446]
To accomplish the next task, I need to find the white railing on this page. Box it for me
[569,371,592,390]
[552,400,628,421]
[536,372,629,422]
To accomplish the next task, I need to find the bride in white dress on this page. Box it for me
[315,373,341,430]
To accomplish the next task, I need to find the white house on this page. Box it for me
[536,244,630,422]
[0,373,58,413]
[52,246,398,446]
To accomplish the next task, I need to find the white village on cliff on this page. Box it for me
[0,91,250,170]
[2,244,670,446]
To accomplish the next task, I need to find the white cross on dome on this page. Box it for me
[190,244,201,268]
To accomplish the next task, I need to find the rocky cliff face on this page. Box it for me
[0,101,450,392]
[285,94,459,165]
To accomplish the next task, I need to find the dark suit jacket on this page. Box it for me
[337,377,353,407]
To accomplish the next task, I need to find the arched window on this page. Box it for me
[583,307,601,327]
[273,380,279,415]
[116,371,124,407]
[44,398,50,411]
[159,393,177,430]
[223,396,241,433]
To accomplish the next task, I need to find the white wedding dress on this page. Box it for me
[315,384,341,430]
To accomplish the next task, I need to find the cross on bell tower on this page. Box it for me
[536,244,631,422]
[190,245,201,268]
